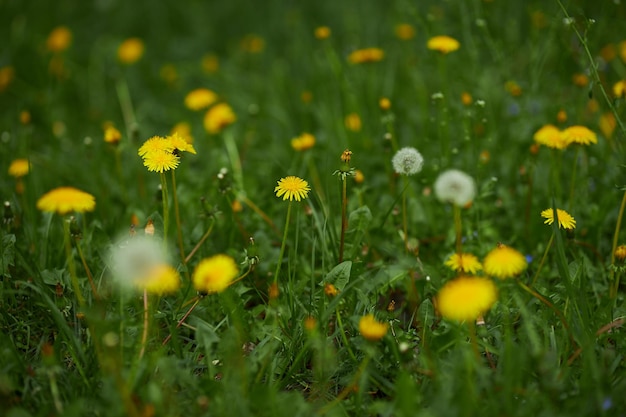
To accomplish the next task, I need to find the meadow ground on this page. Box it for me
[1,1,626,416]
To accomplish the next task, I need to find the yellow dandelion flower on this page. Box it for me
[314,26,331,39]
[444,253,482,275]
[620,40,626,63]
[562,125,597,146]
[291,132,316,151]
[395,23,415,40]
[533,124,567,150]
[613,80,626,99]
[556,109,567,124]
[324,283,338,297]
[202,54,219,74]
[240,34,265,53]
[168,132,196,154]
[37,187,96,215]
[142,150,180,173]
[300,90,313,103]
[461,92,472,106]
[192,254,239,294]
[137,264,180,295]
[0,66,15,92]
[437,276,497,322]
[348,48,384,64]
[184,88,218,111]
[541,208,576,230]
[138,136,173,157]
[505,80,522,96]
[600,44,616,62]
[203,103,236,134]
[358,314,388,341]
[599,112,616,139]
[614,245,626,262]
[8,159,30,178]
[118,38,144,64]
[379,97,391,110]
[46,26,72,53]
[427,36,460,54]
[354,169,365,184]
[20,110,31,125]
[104,126,122,144]
[345,113,361,132]
[572,73,589,87]
[274,176,310,202]
[170,121,194,144]
[483,244,527,279]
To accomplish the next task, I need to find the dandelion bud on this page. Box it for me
[615,245,626,262]
[341,149,352,163]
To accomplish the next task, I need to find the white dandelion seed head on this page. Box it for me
[392,147,424,176]
[107,235,170,290]
[434,169,476,207]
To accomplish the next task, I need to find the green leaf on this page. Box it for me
[1,234,16,278]
[323,261,352,291]
[345,205,372,259]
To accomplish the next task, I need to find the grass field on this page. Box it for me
[2,0,626,416]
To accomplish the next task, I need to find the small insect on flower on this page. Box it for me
[274,176,311,202]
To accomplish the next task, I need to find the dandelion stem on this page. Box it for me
[567,146,581,211]
[115,77,137,143]
[185,218,215,264]
[530,232,554,288]
[74,237,98,301]
[339,175,348,263]
[63,217,85,307]
[162,296,201,346]
[170,170,186,269]
[402,176,409,253]
[138,289,149,360]
[48,369,63,414]
[224,130,244,192]
[610,190,626,298]
[274,201,292,283]
[160,172,169,247]
[453,205,462,255]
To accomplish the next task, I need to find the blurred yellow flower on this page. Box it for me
[275,176,310,202]
[137,264,180,295]
[314,26,331,39]
[556,109,567,124]
[202,54,220,73]
[541,208,576,230]
[599,112,616,138]
[348,48,384,64]
[171,121,194,144]
[358,314,388,341]
[571,73,589,87]
[8,159,30,178]
[118,38,144,64]
[104,126,122,144]
[193,254,239,293]
[505,80,522,97]
[0,66,14,92]
[533,124,567,150]
[461,92,472,106]
[37,187,96,214]
[613,80,626,99]
[427,36,460,54]
[379,97,391,110]
[300,90,313,103]
[395,23,415,40]
[615,245,626,262]
[168,132,197,154]
[619,40,626,63]
[20,110,31,125]
[354,169,364,184]
[600,44,616,62]
[240,34,265,53]
[184,88,218,111]
[483,244,527,279]
[203,103,236,134]
[345,112,361,132]
[562,125,597,146]
[444,253,482,275]
[437,276,497,321]
[46,26,72,52]
[324,283,338,297]
[291,132,316,151]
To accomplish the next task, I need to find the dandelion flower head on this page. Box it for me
[344,113,361,132]
[291,132,316,151]
[599,113,616,139]
[613,80,626,99]
[444,253,482,275]
[483,243,527,279]
[395,23,415,40]
[392,147,424,176]
[427,36,460,54]
[137,264,180,295]
[274,176,310,202]
[170,121,194,144]
[434,169,476,207]
[46,26,72,53]
[614,245,626,262]
[8,159,30,178]
[314,26,331,39]
[184,88,218,111]
[437,276,497,321]
[168,132,196,155]
[358,314,388,341]
[37,187,96,215]
[142,150,180,173]
[348,48,384,64]
[0,66,15,92]
[204,102,236,134]
[138,135,173,157]
[562,125,597,146]
[192,254,239,294]
[541,208,576,230]
[118,38,144,64]
[533,124,567,150]
[104,126,122,144]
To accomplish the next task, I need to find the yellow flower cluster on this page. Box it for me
[348,48,384,64]
[291,132,315,151]
[533,124,597,149]
[138,133,196,173]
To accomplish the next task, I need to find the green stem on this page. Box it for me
[160,172,169,247]
[224,129,244,192]
[274,201,292,283]
[530,232,554,288]
[567,147,581,211]
[339,176,348,263]
[185,218,215,264]
[402,176,409,253]
[610,190,626,298]
[453,204,462,255]
[138,289,149,360]
[74,237,98,301]
[170,170,186,268]
[63,217,85,307]
[115,77,137,143]
[335,307,357,363]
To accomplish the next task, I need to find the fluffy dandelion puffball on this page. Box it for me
[193,254,239,293]
[358,314,388,341]
[437,276,497,321]
[37,187,95,214]
[275,176,310,202]
[444,253,482,275]
[483,244,527,279]
[541,208,576,230]
[392,147,424,176]
[434,169,476,207]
